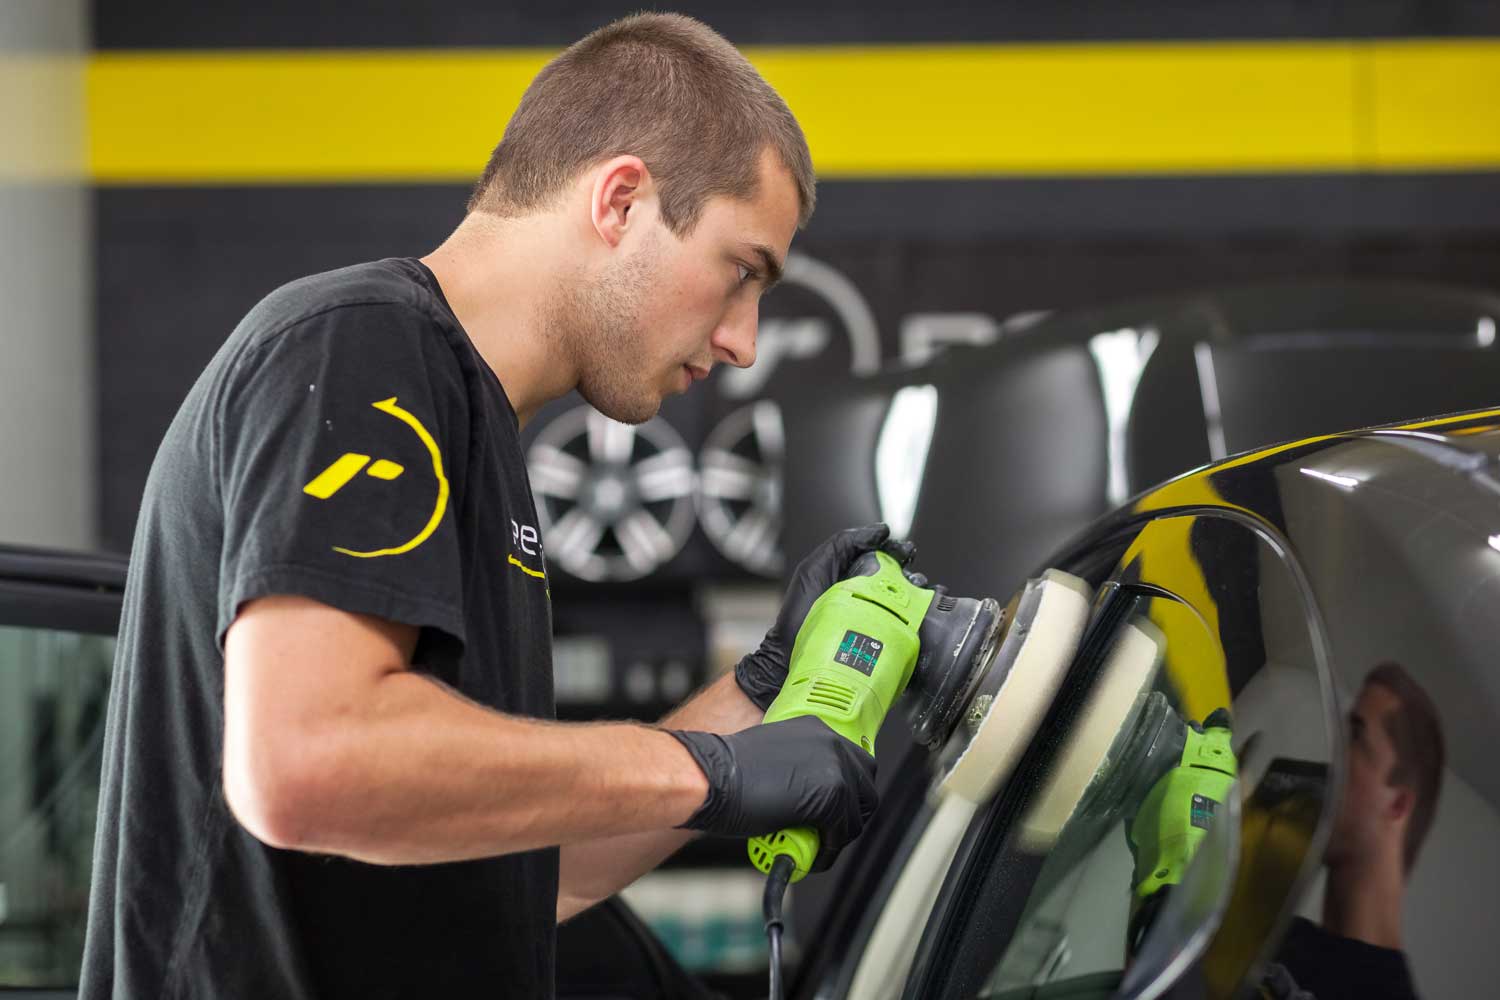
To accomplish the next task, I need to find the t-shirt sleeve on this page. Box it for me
[214,303,469,655]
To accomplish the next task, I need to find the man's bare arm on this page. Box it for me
[556,672,763,922]
[221,595,709,863]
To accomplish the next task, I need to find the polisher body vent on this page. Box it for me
[807,677,857,714]
[748,830,793,871]
[936,594,958,613]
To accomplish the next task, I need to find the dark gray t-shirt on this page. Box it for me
[1272,917,1420,1000]
[80,258,558,999]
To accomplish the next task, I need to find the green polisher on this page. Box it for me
[747,548,1007,882]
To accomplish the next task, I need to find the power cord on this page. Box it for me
[763,854,796,1000]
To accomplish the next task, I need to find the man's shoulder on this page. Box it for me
[235,258,453,357]
[1277,917,1419,1000]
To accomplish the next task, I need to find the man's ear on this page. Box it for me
[1387,783,1415,824]
[589,155,651,249]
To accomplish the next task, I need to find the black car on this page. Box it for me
[794,406,1500,999]
[4,406,1497,998]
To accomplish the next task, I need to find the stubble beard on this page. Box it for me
[555,234,664,426]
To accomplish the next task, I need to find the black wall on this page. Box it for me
[91,0,1500,550]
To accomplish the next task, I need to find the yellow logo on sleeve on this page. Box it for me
[301,396,450,558]
[508,519,546,579]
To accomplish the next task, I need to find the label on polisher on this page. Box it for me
[835,631,882,676]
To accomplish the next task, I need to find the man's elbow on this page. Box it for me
[557,891,604,926]
[222,739,324,851]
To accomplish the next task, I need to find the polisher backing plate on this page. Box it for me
[846,569,1091,1000]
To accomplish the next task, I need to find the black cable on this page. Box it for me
[769,923,784,1000]
[763,854,796,1000]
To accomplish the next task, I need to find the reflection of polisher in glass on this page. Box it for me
[1017,619,1169,853]
[984,619,1169,989]
[300,397,450,559]
[1124,705,1237,955]
[846,569,1093,1000]
[1010,615,1239,973]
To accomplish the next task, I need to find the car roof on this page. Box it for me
[1051,405,1500,561]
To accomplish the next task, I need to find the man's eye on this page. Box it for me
[736,262,755,285]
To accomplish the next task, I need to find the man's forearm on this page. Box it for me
[244,668,710,865]
[557,672,763,921]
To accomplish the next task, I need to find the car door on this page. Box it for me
[0,546,124,998]
[0,546,719,1000]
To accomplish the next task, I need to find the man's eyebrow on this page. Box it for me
[748,244,785,289]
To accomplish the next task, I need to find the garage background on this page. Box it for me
[3,0,1499,991]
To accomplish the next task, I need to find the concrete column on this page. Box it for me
[0,0,94,551]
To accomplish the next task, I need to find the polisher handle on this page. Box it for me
[747,551,932,882]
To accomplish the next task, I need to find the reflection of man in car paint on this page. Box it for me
[1271,663,1445,1000]
[79,14,891,1000]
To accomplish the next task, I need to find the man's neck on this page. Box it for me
[419,211,581,428]
[1322,853,1405,950]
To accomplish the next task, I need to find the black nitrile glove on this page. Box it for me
[670,715,879,870]
[735,524,916,712]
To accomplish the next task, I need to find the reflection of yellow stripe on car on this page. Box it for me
[1119,520,1232,722]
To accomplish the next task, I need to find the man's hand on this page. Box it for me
[669,716,878,870]
[734,524,916,711]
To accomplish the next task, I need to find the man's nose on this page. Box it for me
[711,299,758,369]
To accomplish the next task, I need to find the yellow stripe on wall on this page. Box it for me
[84,40,1500,183]
[1368,41,1500,169]
[753,42,1362,176]
[88,50,554,183]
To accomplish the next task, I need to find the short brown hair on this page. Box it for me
[467,12,815,235]
[1365,662,1446,873]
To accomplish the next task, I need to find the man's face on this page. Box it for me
[1326,682,1407,866]
[571,149,800,424]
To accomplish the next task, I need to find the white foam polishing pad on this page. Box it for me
[848,794,980,1000]
[939,569,1092,805]
[847,569,1092,1000]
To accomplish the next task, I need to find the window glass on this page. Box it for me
[832,569,1094,1000]
[903,513,1339,999]
[980,591,1237,997]
[0,624,114,987]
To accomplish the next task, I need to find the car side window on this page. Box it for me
[0,623,114,986]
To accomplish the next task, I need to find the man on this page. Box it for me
[1271,663,1446,1000]
[81,14,896,998]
